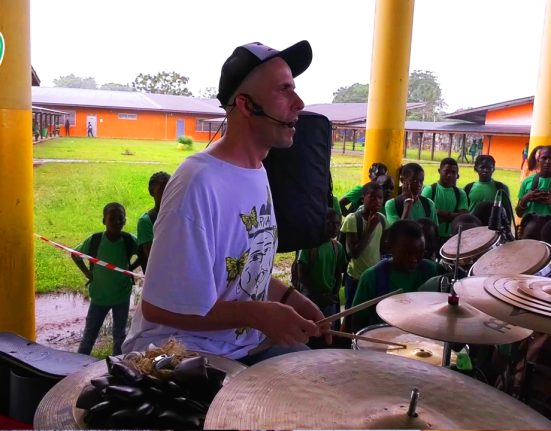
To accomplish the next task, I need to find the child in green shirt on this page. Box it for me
[73,203,138,355]
[351,220,444,332]
[517,146,551,217]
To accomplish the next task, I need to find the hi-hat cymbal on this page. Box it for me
[204,349,551,429]
[455,275,551,335]
[375,292,532,344]
[34,352,247,429]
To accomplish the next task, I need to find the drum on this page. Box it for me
[440,226,501,271]
[351,324,456,366]
[470,239,551,277]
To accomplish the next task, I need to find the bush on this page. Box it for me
[177,135,193,151]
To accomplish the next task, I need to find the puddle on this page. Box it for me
[35,290,140,351]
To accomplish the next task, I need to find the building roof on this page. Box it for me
[444,96,534,124]
[31,87,225,116]
[31,66,41,86]
[304,102,425,124]
[32,105,67,115]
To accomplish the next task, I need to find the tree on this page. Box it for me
[132,71,193,96]
[198,86,218,99]
[406,70,446,121]
[53,74,97,89]
[100,82,135,92]
[332,83,369,103]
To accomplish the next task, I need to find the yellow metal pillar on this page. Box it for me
[0,0,35,339]
[362,0,415,185]
[530,0,551,152]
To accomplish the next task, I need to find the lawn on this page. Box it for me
[33,137,522,293]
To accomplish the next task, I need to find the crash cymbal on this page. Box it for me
[354,325,457,367]
[34,352,246,429]
[455,275,551,335]
[375,292,532,344]
[205,349,551,429]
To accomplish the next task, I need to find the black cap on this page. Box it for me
[217,40,312,106]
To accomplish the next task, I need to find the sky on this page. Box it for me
[30,0,547,112]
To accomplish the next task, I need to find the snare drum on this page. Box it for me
[470,239,551,277]
[440,226,502,271]
[352,324,456,367]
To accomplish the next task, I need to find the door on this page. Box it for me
[176,119,185,138]
[86,115,97,137]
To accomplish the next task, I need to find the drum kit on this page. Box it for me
[35,226,551,429]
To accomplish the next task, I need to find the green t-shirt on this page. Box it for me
[421,183,468,237]
[75,232,138,306]
[351,259,443,329]
[298,239,347,295]
[465,180,510,212]
[518,174,551,216]
[384,196,439,226]
[137,212,154,246]
[341,212,387,280]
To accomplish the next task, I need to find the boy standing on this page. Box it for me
[137,172,171,273]
[298,209,347,323]
[72,202,138,355]
[517,146,551,217]
[421,158,468,241]
[351,220,444,332]
[340,183,388,309]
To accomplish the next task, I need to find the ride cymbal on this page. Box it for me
[375,292,532,344]
[205,349,550,429]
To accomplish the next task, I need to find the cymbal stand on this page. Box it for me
[442,226,462,367]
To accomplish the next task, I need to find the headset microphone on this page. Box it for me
[245,95,296,128]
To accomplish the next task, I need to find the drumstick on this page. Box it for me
[327,329,406,349]
[315,289,403,326]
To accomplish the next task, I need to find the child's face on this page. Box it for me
[150,181,168,204]
[538,148,551,175]
[439,164,459,187]
[391,236,425,271]
[104,209,126,235]
[325,214,341,239]
[420,226,439,258]
[401,172,424,197]
[363,189,383,212]
[475,159,495,182]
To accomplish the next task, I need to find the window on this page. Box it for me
[118,113,138,120]
[196,118,220,132]
[61,110,76,126]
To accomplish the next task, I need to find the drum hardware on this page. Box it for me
[326,329,406,349]
[407,387,420,418]
[488,189,515,242]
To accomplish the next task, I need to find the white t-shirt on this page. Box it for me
[123,152,277,359]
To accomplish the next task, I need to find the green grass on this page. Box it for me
[33,137,522,293]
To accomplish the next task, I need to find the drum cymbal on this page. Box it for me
[455,275,551,335]
[441,226,498,258]
[34,352,247,429]
[205,349,551,429]
[375,292,532,344]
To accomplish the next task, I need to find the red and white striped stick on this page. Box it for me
[35,233,144,279]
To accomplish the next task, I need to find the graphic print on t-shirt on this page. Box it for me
[226,188,277,339]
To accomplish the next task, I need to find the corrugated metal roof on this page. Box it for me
[444,96,534,124]
[32,105,67,115]
[304,102,425,124]
[31,87,225,115]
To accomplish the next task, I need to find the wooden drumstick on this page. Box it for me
[315,289,404,326]
[327,329,406,348]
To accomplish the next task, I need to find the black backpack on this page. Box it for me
[88,231,135,278]
[394,195,432,218]
[136,208,158,273]
[263,111,332,253]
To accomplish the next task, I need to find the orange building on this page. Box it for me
[445,97,533,169]
[31,87,225,141]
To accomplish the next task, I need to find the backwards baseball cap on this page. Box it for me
[217,40,312,106]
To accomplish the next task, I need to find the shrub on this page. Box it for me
[177,135,193,151]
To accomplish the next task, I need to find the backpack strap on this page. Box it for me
[120,232,135,264]
[354,210,364,239]
[419,196,431,218]
[377,213,386,229]
[464,182,474,205]
[88,232,103,272]
[431,183,437,201]
[147,208,158,226]
[531,174,541,192]
[373,259,392,297]
[452,186,461,212]
[394,195,405,217]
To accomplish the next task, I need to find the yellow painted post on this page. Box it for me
[530,0,551,153]
[362,0,415,185]
[0,0,35,339]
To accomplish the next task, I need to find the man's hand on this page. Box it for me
[250,301,321,347]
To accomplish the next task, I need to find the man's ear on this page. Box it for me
[234,94,255,117]
[102,217,106,226]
